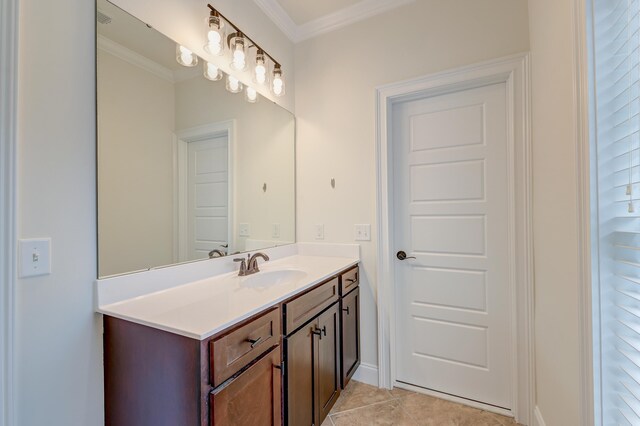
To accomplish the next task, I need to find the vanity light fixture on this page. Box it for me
[204,62,223,81]
[272,64,285,97]
[176,44,198,67]
[204,9,224,55]
[245,86,258,103]
[226,75,243,93]
[206,4,285,95]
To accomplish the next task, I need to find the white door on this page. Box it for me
[393,82,512,409]
[187,136,228,260]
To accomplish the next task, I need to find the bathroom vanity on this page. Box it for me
[98,246,360,426]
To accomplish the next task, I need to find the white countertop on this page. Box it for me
[97,247,359,340]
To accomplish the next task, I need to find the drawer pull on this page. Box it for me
[343,306,350,315]
[246,336,264,348]
[346,278,356,283]
[311,327,323,340]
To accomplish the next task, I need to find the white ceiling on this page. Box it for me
[253,0,415,43]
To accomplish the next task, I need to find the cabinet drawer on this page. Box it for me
[210,347,282,426]
[284,277,339,335]
[210,307,280,387]
[340,267,359,296]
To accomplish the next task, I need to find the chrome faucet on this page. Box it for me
[234,252,270,276]
[208,249,226,259]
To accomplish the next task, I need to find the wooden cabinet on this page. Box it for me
[210,347,281,426]
[103,264,359,426]
[285,302,341,426]
[340,287,360,388]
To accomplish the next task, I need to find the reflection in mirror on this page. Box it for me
[96,0,295,278]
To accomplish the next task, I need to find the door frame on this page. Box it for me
[375,53,533,424]
[0,0,18,423]
[173,120,235,262]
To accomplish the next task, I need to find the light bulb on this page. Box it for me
[176,45,197,67]
[245,86,258,103]
[204,62,222,81]
[254,51,267,84]
[271,65,285,96]
[204,13,224,56]
[226,75,243,93]
[230,35,246,71]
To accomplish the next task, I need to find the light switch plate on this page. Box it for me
[239,223,250,237]
[272,223,280,238]
[315,224,324,240]
[19,238,52,278]
[354,224,371,241]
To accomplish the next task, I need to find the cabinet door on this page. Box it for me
[285,323,316,426]
[315,303,341,425]
[341,287,360,388]
[210,347,281,426]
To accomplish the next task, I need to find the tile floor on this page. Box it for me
[321,381,520,426]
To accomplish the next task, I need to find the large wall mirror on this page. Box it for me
[96,0,295,278]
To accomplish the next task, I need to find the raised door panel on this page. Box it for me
[285,322,315,426]
[315,303,341,425]
[210,348,281,426]
[341,287,360,388]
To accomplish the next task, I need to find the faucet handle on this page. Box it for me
[233,257,247,275]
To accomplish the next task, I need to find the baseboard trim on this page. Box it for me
[533,406,547,426]
[352,362,379,387]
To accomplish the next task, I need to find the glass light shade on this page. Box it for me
[271,66,285,97]
[204,62,223,81]
[204,15,224,56]
[225,75,243,93]
[254,51,267,85]
[230,35,246,71]
[176,44,197,67]
[245,86,258,103]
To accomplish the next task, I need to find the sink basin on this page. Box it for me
[240,269,308,289]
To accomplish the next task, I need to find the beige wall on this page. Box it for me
[528,0,581,424]
[294,0,530,370]
[97,50,176,277]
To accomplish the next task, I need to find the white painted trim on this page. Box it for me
[573,0,595,424]
[375,52,533,425]
[97,34,174,82]
[352,362,379,387]
[252,0,298,42]
[0,0,17,423]
[533,406,547,426]
[253,0,415,43]
[294,0,415,42]
[395,382,514,418]
[174,121,235,261]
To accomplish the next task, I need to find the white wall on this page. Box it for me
[528,0,581,424]
[98,50,176,277]
[294,0,530,371]
[15,0,104,424]
[13,0,294,425]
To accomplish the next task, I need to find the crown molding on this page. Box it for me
[97,35,175,82]
[253,0,298,42]
[254,0,415,43]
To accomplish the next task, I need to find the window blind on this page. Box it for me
[593,0,640,424]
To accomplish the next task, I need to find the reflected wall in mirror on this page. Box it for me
[97,0,295,278]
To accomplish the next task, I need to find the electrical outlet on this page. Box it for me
[354,224,371,241]
[239,223,250,237]
[315,224,325,240]
[19,238,52,278]
[272,223,281,238]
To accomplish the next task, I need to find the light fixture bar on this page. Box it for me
[206,4,281,68]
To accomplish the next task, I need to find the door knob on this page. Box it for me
[396,251,416,261]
